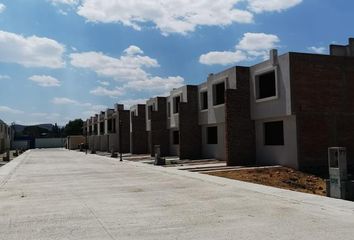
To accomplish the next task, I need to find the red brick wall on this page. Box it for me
[131,104,148,154]
[290,53,354,173]
[115,110,130,153]
[179,86,201,159]
[150,97,169,156]
[225,67,255,166]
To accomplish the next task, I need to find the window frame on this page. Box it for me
[254,67,279,103]
[212,81,225,106]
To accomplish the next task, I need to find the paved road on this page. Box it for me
[0,149,354,240]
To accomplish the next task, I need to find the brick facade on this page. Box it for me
[225,67,256,166]
[115,110,131,153]
[150,97,169,156]
[290,53,354,173]
[179,86,201,159]
[131,104,148,154]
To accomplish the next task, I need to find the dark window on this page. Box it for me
[148,105,153,120]
[207,126,218,144]
[257,71,276,99]
[264,121,284,145]
[100,122,104,132]
[213,82,225,105]
[108,119,112,132]
[173,131,179,145]
[112,119,116,133]
[173,96,181,113]
[200,91,208,110]
[131,111,135,119]
[167,102,171,117]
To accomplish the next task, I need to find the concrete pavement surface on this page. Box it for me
[1,149,354,240]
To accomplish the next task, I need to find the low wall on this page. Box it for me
[67,135,86,150]
[35,138,66,148]
[12,140,30,150]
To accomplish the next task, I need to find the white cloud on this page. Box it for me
[199,50,247,66]
[199,32,280,65]
[52,97,78,105]
[29,75,61,87]
[123,76,184,92]
[124,45,144,55]
[247,0,302,13]
[97,80,110,86]
[308,46,326,54]
[70,45,185,96]
[50,0,79,6]
[0,3,6,13]
[0,75,10,80]
[70,46,158,81]
[119,98,147,108]
[0,30,65,68]
[90,86,124,98]
[75,0,253,35]
[0,106,24,114]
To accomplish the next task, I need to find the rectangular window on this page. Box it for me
[264,121,284,145]
[108,119,112,132]
[213,82,225,105]
[256,70,276,100]
[167,101,171,117]
[207,126,218,144]
[200,91,208,110]
[173,130,179,145]
[173,96,181,113]
[147,105,153,120]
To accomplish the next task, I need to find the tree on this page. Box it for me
[64,119,84,136]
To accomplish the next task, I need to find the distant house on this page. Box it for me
[0,119,11,153]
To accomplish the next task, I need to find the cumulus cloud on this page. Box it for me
[0,75,10,80]
[199,50,247,66]
[29,75,61,87]
[97,80,110,86]
[75,0,253,35]
[70,46,158,81]
[51,0,302,35]
[52,97,79,105]
[0,106,24,114]
[50,0,79,6]
[0,30,65,68]
[308,46,326,54]
[199,32,280,65]
[90,86,124,98]
[70,45,185,96]
[0,3,6,13]
[247,0,302,13]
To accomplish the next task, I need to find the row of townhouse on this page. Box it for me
[0,119,11,154]
[84,38,354,174]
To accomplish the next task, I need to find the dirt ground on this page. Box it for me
[206,167,327,196]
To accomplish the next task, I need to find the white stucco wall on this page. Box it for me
[250,53,292,120]
[255,115,298,169]
[198,67,236,161]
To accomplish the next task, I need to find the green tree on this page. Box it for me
[64,119,84,136]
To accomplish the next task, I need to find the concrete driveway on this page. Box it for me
[0,149,354,240]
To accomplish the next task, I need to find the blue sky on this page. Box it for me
[0,0,353,126]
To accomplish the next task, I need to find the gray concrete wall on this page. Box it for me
[169,129,179,156]
[250,53,292,120]
[200,123,225,160]
[198,67,237,161]
[35,138,66,148]
[255,115,298,169]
